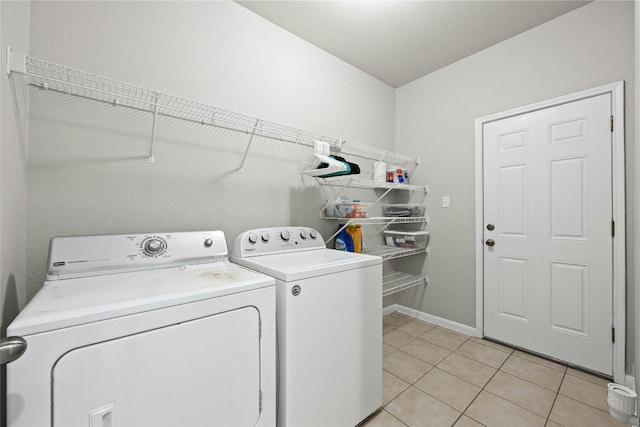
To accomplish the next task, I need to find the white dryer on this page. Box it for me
[6,230,276,427]
[231,227,382,427]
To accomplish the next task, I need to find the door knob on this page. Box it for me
[485,239,496,247]
[486,224,495,231]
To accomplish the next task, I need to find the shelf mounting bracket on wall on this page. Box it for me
[6,46,26,76]
[237,118,262,173]
[6,47,28,153]
[148,91,160,163]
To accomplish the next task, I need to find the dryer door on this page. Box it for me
[52,306,261,427]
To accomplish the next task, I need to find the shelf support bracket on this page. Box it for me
[148,91,160,163]
[6,46,26,76]
[6,47,29,156]
[377,218,398,233]
[372,187,394,206]
[238,118,262,173]
[317,178,356,219]
[324,220,353,246]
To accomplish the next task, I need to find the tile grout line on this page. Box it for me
[382,315,432,426]
[387,321,504,424]
[384,323,472,425]
[385,408,410,427]
[455,338,513,427]
[382,314,518,426]
[461,351,569,425]
[388,334,499,426]
[410,336,473,426]
[385,314,562,426]
[384,313,612,426]
[544,369,567,426]
[439,338,611,426]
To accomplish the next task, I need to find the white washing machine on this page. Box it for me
[6,230,276,427]
[231,227,382,427]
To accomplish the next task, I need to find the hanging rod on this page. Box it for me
[6,47,420,167]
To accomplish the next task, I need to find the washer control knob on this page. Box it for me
[142,237,166,256]
[280,230,290,241]
[300,230,308,239]
[248,233,258,244]
[309,230,317,239]
[204,238,213,248]
[261,232,270,243]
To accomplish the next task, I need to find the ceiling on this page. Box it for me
[236,1,591,88]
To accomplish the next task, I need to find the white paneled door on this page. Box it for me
[483,94,613,375]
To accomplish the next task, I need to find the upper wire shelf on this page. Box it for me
[6,48,421,168]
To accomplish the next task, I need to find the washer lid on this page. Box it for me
[8,261,274,336]
[231,249,381,282]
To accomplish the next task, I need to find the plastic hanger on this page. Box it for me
[297,141,349,177]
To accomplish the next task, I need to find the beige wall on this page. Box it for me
[395,1,635,371]
[25,1,395,300]
[1,1,30,425]
[0,0,29,332]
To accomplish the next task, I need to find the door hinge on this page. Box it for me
[259,317,262,339]
[259,390,263,412]
[612,220,615,237]
[612,326,616,343]
[611,115,614,132]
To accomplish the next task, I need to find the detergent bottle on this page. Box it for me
[335,225,354,252]
[346,224,362,253]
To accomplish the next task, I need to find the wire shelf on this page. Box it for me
[383,271,428,297]
[321,216,427,225]
[362,245,427,260]
[317,177,428,193]
[8,48,421,166]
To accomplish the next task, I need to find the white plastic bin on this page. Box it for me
[384,230,430,249]
[381,204,426,217]
[325,201,371,218]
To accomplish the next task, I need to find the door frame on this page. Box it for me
[474,81,626,382]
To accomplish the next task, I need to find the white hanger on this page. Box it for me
[298,141,348,177]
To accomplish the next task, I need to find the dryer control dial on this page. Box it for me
[309,230,317,239]
[261,232,270,242]
[142,237,166,257]
[248,233,258,244]
[300,230,308,239]
[280,230,290,241]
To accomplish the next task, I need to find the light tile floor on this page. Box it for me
[364,312,627,427]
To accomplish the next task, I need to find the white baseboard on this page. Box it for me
[626,374,636,390]
[385,303,476,336]
[382,305,398,316]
